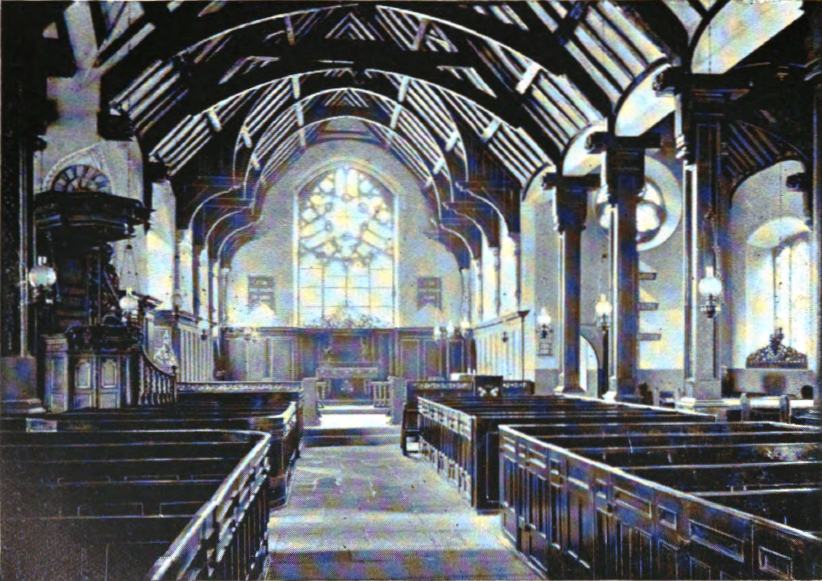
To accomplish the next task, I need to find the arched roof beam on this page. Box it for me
[143,45,556,162]
[234,85,468,188]
[100,2,611,118]
[250,114,449,221]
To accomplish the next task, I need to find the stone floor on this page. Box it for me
[267,444,541,580]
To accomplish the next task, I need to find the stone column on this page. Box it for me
[473,257,484,321]
[608,145,646,401]
[459,266,471,322]
[511,233,523,308]
[490,247,502,317]
[192,243,202,320]
[547,175,596,394]
[656,70,739,413]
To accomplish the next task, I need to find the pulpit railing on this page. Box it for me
[137,347,176,406]
[369,381,391,408]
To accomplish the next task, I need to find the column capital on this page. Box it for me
[787,171,814,225]
[546,174,599,234]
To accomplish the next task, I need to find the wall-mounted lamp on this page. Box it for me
[459,318,471,336]
[536,307,554,356]
[198,318,210,341]
[28,256,57,304]
[171,290,183,320]
[698,265,723,319]
[595,294,612,331]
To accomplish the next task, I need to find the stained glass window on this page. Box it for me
[297,167,395,327]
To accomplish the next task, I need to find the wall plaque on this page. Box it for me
[248,275,275,310]
[417,277,442,309]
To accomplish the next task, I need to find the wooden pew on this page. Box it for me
[3,400,300,507]
[1,429,271,581]
[499,422,822,580]
[416,395,711,510]
[400,380,534,454]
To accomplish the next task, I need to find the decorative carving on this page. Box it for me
[65,324,141,352]
[305,310,389,329]
[316,366,379,380]
[746,328,808,369]
[176,381,302,393]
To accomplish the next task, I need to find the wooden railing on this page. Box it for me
[145,431,271,580]
[176,380,302,393]
[137,348,176,406]
[370,381,391,408]
[317,380,331,401]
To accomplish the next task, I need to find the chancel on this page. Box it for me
[1,2,821,580]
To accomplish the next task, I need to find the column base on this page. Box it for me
[610,377,640,402]
[675,396,736,420]
[685,378,722,400]
[1,356,45,415]
[554,383,585,395]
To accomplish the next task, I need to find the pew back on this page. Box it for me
[499,421,821,579]
[1,429,271,581]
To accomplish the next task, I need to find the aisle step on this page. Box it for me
[305,425,399,447]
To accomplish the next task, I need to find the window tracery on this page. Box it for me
[297,167,395,328]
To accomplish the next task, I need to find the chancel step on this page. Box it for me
[305,425,399,447]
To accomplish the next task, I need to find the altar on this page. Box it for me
[315,331,383,400]
[316,365,380,400]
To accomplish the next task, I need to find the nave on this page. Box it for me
[2,1,822,579]
[267,444,539,581]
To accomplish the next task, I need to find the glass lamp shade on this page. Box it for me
[445,320,455,338]
[537,307,552,327]
[460,318,471,334]
[595,294,613,318]
[119,287,140,316]
[698,266,723,298]
[433,325,442,340]
[28,256,57,289]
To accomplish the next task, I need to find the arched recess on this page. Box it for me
[728,160,818,387]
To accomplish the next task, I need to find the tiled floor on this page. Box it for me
[267,445,541,580]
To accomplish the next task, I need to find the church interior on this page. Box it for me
[1,1,821,580]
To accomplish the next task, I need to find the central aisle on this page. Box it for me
[267,445,541,580]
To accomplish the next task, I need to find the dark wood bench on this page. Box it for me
[3,399,301,506]
[400,380,534,455]
[1,429,271,580]
[416,395,712,510]
[500,421,821,580]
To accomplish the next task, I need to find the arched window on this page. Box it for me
[774,234,811,353]
[297,167,395,327]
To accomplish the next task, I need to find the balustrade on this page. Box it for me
[137,348,177,406]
